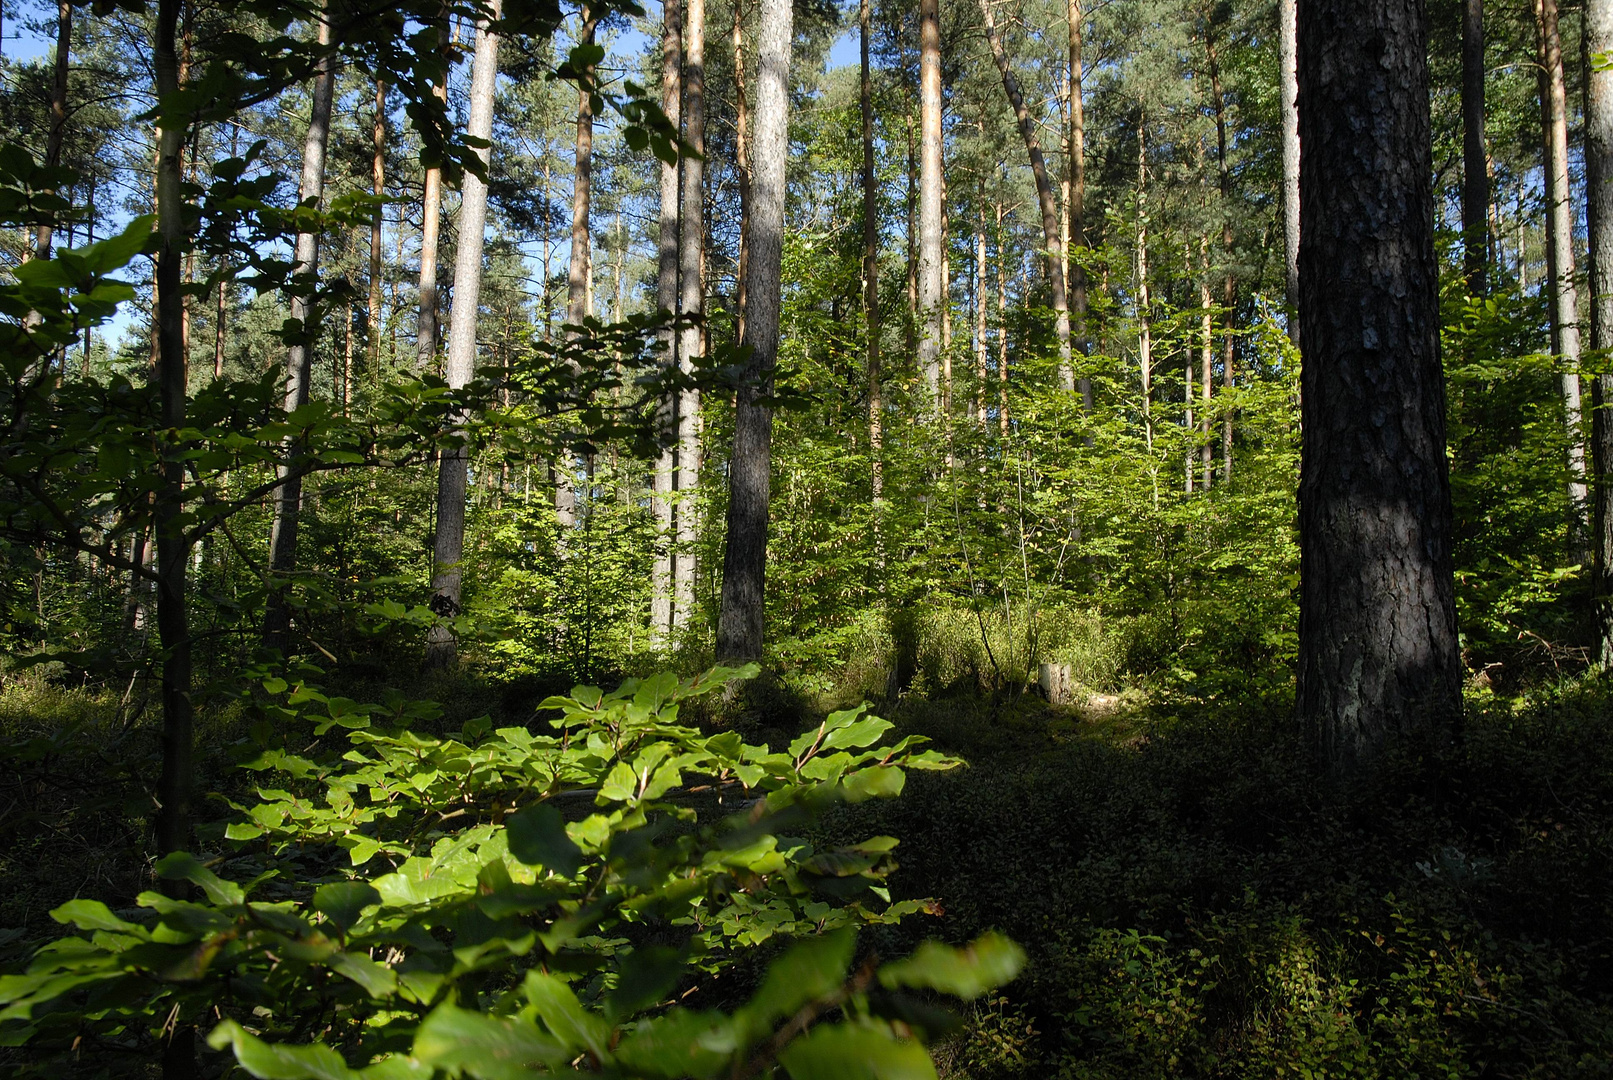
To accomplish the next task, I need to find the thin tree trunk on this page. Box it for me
[906,115,917,358]
[674,0,704,630]
[424,0,501,669]
[1199,234,1213,489]
[263,7,335,651]
[1207,30,1237,482]
[33,0,70,260]
[1296,0,1462,770]
[918,0,944,402]
[976,209,989,426]
[1279,0,1299,334]
[559,7,601,531]
[1586,0,1613,663]
[1068,0,1090,409]
[980,0,1072,392]
[1462,0,1487,294]
[1534,0,1587,508]
[715,0,790,663]
[651,0,681,647]
[369,80,386,372]
[416,17,450,371]
[862,0,883,576]
[733,0,749,341]
[1136,117,1152,454]
[996,194,1009,436]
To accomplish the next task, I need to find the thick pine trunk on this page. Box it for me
[1296,0,1462,771]
[1587,0,1613,664]
[980,0,1072,392]
[917,0,943,401]
[263,8,335,652]
[715,0,790,662]
[651,0,682,647]
[675,0,704,630]
[424,0,501,668]
[1534,0,1587,508]
[1462,0,1487,294]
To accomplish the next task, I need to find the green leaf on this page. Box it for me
[605,944,685,1021]
[207,1019,365,1080]
[600,759,639,802]
[50,899,141,934]
[523,970,612,1060]
[778,1021,937,1080]
[154,852,245,906]
[614,1009,737,1079]
[412,1003,568,1079]
[505,804,584,877]
[313,882,381,932]
[876,933,1025,1000]
[842,766,906,802]
[328,951,397,998]
[739,928,856,1034]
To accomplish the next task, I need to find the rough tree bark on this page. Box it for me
[1587,0,1613,664]
[263,7,335,652]
[424,0,500,669]
[1462,0,1487,294]
[715,0,790,662]
[980,0,1072,392]
[1068,0,1090,408]
[651,0,681,647]
[918,0,943,401]
[1206,29,1236,481]
[1295,0,1463,771]
[863,0,883,574]
[1279,0,1299,335]
[1534,0,1586,508]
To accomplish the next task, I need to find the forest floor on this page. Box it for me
[2,670,1612,1078]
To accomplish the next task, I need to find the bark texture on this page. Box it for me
[369,80,385,369]
[651,0,681,646]
[715,0,790,662]
[263,9,335,651]
[1068,0,1090,408]
[416,18,449,372]
[558,8,600,530]
[1279,0,1299,332]
[675,0,704,629]
[1587,0,1613,664]
[863,0,883,572]
[1295,0,1463,771]
[33,0,70,260]
[424,0,500,668]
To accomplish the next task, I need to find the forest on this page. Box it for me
[2,0,1613,1073]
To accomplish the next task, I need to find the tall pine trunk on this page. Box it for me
[862,0,883,575]
[1587,0,1613,664]
[369,81,386,371]
[424,0,501,668]
[917,0,943,402]
[558,7,600,530]
[675,0,704,630]
[1534,0,1587,509]
[1068,0,1090,409]
[1296,0,1462,771]
[980,0,1072,392]
[651,0,682,647]
[417,16,450,372]
[1207,30,1236,482]
[715,0,790,662]
[1462,0,1487,294]
[1279,0,1299,334]
[263,7,335,651]
[33,0,70,260]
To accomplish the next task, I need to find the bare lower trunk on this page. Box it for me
[32,0,70,260]
[863,0,883,576]
[1199,236,1213,489]
[369,80,386,372]
[1534,0,1586,508]
[980,0,1071,391]
[1279,0,1299,334]
[917,0,943,403]
[263,7,335,652]
[1208,32,1237,481]
[650,0,682,647]
[558,8,601,531]
[716,0,790,662]
[416,18,449,372]
[996,196,1009,436]
[1296,0,1462,770]
[424,0,501,668]
[1136,118,1152,453]
[1068,0,1090,409]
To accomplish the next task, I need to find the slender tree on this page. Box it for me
[675,0,705,629]
[917,0,943,400]
[558,6,601,529]
[1068,0,1090,408]
[651,0,681,646]
[33,0,71,260]
[417,17,450,371]
[1296,0,1462,770]
[369,80,386,370]
[1462,0,1487,294]
[424,0,501,668]
[862,0,883,573]
[1587,0,1613,664]
[1279,0,1299,334]
[263,8,336,651]
[1534,0,1586,508]
[980,0,1072,392]
[1205,26,1236,480]
[715,0,790,662]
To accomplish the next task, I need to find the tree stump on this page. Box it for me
[1038,662,1073,705]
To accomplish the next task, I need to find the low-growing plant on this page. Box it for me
[0,666,1024,1076]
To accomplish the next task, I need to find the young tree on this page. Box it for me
[715,0,789,662]
[263,7,336,651]
[1295,0,1462,769]
[425,0,501,668]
